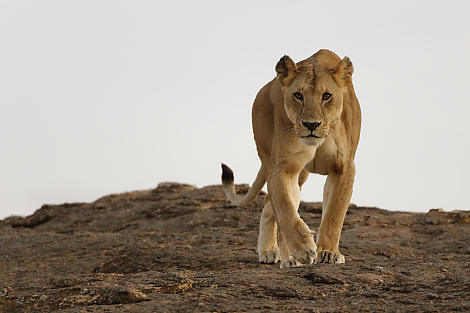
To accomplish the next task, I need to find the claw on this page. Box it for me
[258,248,280,264]
[315,250,345,264]
[280,256,301,268]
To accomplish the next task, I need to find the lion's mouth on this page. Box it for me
[301,134,321,139]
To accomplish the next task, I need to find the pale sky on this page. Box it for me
[1,0,469,219]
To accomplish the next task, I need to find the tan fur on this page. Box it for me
[222,49,361,267]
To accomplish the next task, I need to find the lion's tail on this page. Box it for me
[221,163,266,206]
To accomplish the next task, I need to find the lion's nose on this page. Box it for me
[302,121,322,131]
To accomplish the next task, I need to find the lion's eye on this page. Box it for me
[322,92,332,101]
[293,92,303,101]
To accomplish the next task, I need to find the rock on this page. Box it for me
[91,287,149,305]
[0,183,468,312]
[354,273,384,284]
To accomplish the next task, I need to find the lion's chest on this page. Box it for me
[306,138,345,176]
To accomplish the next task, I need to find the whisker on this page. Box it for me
[280,125,295,136]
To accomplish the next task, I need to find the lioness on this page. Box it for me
[221,49,361,268]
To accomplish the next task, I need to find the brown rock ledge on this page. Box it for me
[1,183,469,312]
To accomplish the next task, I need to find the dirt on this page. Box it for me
[1,182,469,312]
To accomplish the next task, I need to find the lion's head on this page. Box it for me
[275,54,353,146]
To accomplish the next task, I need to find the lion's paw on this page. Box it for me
[291,246,317,265]
[258,247,280,264]
[314,250,345,264]
[280,256,302,269]
[285,220,317,265]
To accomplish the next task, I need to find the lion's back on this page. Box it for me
[298,49,342,71]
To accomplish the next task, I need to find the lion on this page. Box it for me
[221,49,361,268]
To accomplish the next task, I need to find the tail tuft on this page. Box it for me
[221,163,234,184]
[220,162,266,206]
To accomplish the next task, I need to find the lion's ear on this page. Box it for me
[333,57,354,85]
[275,55,298,86]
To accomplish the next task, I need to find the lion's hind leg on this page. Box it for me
[257,200,280,264]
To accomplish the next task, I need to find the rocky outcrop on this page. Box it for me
[1,183,469,312]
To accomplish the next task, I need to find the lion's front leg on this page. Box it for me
[316,162,355,264]
[257,201,280,264]
[269,171,317,268]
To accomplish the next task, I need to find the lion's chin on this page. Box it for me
[299,136,324,146]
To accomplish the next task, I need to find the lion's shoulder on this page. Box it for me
[297,49,342,72]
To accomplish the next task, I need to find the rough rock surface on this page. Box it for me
[1,183,469,312]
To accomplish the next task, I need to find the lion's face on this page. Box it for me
[284,71,344,146]
[275,55,353,146]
